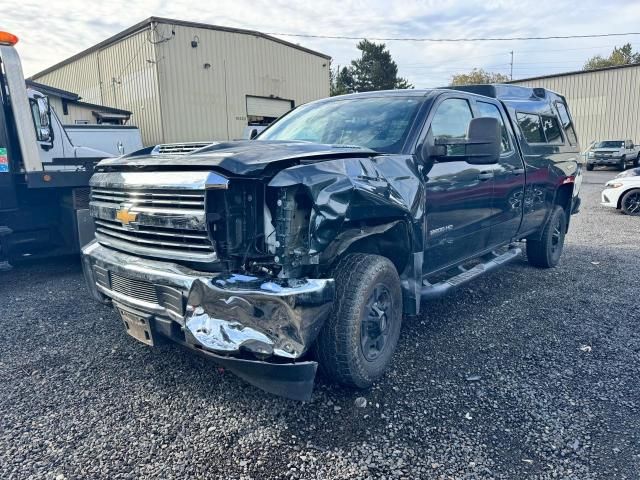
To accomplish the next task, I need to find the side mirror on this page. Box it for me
[465,117,501,165]
[249,128,259,140]
[36,96,54,147]
[39,127,51,142]
[425,117,501,165]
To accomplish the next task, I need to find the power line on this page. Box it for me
[266,31,640,43]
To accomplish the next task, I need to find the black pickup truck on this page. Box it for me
[82,84,583,400]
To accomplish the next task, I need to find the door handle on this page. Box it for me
[477,171,494,181]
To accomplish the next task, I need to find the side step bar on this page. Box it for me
[421,246,522,300]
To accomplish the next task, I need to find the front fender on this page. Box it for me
[268,155,425,256]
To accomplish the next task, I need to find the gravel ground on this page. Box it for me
[1,170,638,479]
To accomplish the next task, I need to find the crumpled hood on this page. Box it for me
[97,140,376,176]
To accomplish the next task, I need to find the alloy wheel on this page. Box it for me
[360,284,393,362]
[623,192,640,214]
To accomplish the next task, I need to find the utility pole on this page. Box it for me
[510,51,514,80]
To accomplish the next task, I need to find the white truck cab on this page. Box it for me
[0,31,142,268]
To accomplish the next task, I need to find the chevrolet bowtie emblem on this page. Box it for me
[116,207,138,225]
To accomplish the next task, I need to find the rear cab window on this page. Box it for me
[554,102,578,145]
[516,112,564,145]
[541,115,563,143]
[516,113,545,144]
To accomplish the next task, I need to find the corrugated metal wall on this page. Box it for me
[32,29,164,145]
[154,23,330,142]
[512,65,640,149]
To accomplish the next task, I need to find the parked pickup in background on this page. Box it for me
[587,139,640,171]
[82,84,583,400]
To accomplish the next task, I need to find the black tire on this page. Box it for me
[619,156,626,170]
[526,206,567,268]
[586,163,594,171]
[314,253,403,388]
[634,154,640,168]
[621,189,640,216]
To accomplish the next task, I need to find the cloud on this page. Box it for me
[4,0,640,87]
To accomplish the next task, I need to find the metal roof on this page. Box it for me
[508,62,640,83]
[25,80,79,101]
[30,17,331,79]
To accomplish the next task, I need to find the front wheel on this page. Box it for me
[619,156,626,170]
[526,206,567,268]
[586,163,594,171]
[634,154,640,168]
[314,253,403,388]
[621,189,640,215]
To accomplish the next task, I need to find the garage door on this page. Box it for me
[246,96,293,118]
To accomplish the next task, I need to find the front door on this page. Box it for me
[423,97,494,272]
[473,99,525,245]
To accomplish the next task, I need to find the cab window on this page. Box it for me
[541,115,563,144]
[554,102,578,145]
[430,98,473,155]
[476,101,512,153]
[517,112,545,143]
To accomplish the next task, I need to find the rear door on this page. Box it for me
[423,95,494,272]
[473,99,525,245]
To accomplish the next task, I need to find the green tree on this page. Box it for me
[330,40,412,95]
[331,66,354,96]
[450,68,510,86]
[583,43,640,70]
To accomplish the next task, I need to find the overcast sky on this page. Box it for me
[6,0,640,88]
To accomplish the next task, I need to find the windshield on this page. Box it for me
[596,141,624,148]
[258,97,424,153]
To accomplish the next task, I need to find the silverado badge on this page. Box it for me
[116,206,138,225]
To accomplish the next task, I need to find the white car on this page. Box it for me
[601,167,640,215]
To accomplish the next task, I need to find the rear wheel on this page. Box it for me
[314,253,403,388]
[621,189,640,215]
[526,206,567,268]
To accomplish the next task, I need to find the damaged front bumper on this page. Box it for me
[81,241,335,400]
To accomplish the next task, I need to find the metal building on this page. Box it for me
[511,63,640,149]
[29,17,331,146]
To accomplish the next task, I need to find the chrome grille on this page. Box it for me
[95,219,214,252]
[91,187,205,210]
[90,186,216,262]
[89,171,227,263]
[109,273,158,304]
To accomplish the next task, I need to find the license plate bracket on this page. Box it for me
[118,307,155,346]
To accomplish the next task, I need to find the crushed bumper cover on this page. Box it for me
[82,241,335,400]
